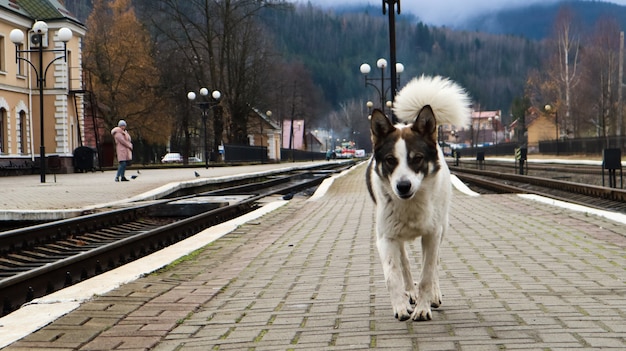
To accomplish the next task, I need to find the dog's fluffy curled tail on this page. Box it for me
[393,75,471,127]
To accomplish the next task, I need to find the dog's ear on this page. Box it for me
[412,105,437,135]
[411,105,438,147]
[370,109,395,144]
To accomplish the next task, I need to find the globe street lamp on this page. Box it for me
[359,59,404,122]
[490,113,500,148]
[545,104,559,155]
[188,88,221,168]
[264,110,272,147]
[262,110,271,162]
[10,21,72,183]
[366,101,374,120]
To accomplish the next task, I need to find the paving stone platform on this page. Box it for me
[2,162,626,350]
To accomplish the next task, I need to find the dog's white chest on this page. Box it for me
[377,196,440,240]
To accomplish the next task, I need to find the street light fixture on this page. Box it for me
[262,110,271,161]
[366,101,374,120]
[10,21,72,183]
[545,104,559,155]
[188,88,221,168]
[359,59,404,119]
[491,114,500,147]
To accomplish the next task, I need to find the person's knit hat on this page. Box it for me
[118,120,127,127]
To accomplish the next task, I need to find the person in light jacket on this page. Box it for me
[111,120,133,182]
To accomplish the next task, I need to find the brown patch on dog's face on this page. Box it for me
[370,106,441,198]
[370,109,396,146]
[370,110,401,179]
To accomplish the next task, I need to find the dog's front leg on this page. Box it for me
[412,233,442,321]
[377,237,414,321]
[399,244,419,305]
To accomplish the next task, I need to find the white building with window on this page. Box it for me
[0,0,86,174]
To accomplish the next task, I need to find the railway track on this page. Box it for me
[453,158,613,187]
[0,162,353,316]
[451,166,626,214]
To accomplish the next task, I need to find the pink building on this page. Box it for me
[282,120,305,149]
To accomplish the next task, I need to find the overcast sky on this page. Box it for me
[299,0,626,26]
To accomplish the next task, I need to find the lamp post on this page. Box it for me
[487,117,492,146]
[492,114,500,146]
[545,104,559,155]
[451,130,460,166]
[10,21,72,183]
[383,0,401,122]
[491,114,500,154]
[263,110,271,162]
[264,110,272,149]
[188,88,221,168]
[359,59,404,122]
[385,100,393,114]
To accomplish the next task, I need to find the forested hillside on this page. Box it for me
[463,1,626,40]
[65,0,541,118]
[260,4,541,120]
[62,0,626,151]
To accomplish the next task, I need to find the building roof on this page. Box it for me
[471,110,500,119]
[509,106,555,129]
[0,0,82,25]
[251,107,281,130]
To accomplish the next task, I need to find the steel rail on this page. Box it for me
[451,167,626,213]
[451,166,626,202]
[0,163,353,315]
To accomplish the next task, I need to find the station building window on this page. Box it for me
[0,35,5,72]
[0,108,6,154]
[19,110,27,154]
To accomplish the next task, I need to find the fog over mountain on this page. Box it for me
[301,0,626,27]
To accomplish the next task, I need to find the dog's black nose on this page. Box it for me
[396,180,412,196]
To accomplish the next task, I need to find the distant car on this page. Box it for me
[161,152,183,163]
[188,156,202,163]
[354,149,366,158]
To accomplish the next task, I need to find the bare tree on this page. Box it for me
[550,6,581,136]
[143,0,287,149]
[586,17,621,142]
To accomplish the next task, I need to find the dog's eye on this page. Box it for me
[384,156,398,167]
[410,155,424,165]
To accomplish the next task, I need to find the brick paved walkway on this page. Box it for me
[4,163,626,350]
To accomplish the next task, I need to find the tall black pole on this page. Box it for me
[202,108,209,169]
[383,0,400,124]
[38,35,46,183]
[380,65,385,110]
[289,82,296,162]
[555,111,559,156]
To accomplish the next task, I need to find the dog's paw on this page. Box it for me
[408,282,419,305]
[394,306,414,321]
[391,296,414,321]
[430,287,443,308]
[411,295,435,321]
[411,304,433,321]
[411,287,441,321]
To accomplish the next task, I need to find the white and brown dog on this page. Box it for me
[366,75,471,321]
